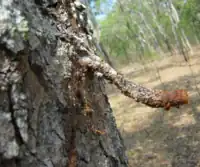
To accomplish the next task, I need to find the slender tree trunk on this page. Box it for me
[98,42,115,68]
[0,1,128,167]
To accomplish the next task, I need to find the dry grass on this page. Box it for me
[107,46,200,167]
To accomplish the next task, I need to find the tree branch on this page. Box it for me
[57,25,188,110]
[78,56,189,110]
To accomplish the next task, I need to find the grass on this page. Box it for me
[107,46,200,167]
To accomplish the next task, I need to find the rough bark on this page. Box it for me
[0,0,128,167]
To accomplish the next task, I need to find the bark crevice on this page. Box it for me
[7,84,24,146]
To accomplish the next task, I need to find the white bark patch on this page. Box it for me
[4,140,19,159]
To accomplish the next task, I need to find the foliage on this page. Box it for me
[179,0,200,41]
[94,0,200,64]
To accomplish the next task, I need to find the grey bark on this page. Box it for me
[0,0,128,167]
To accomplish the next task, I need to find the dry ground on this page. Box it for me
[107,47,200,167]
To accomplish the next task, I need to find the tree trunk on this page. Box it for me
[0,0,128,167]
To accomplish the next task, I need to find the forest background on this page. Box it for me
[90,0,200,166]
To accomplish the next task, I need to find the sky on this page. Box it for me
[91,0,116,20]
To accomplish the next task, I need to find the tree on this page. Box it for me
[0,0,188,167]
[99,0,196,63]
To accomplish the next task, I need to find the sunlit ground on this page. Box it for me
[108,46,200,167]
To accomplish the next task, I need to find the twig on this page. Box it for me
[78,56,189,110]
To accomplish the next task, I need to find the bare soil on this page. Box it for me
[108,47,200,167]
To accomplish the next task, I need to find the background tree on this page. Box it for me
[98,0,200,65]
